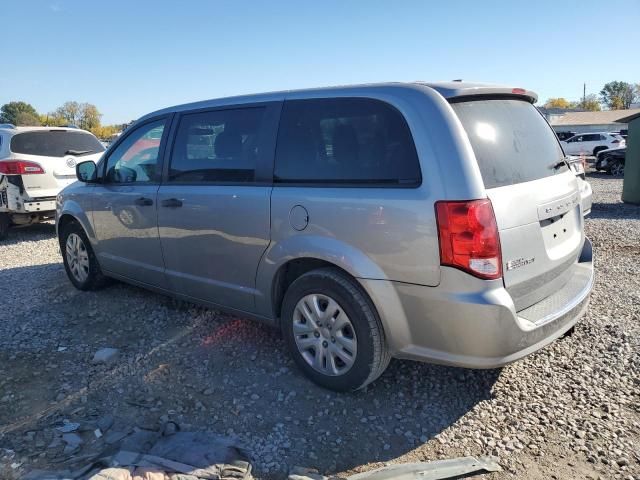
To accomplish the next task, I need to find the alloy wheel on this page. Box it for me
[611,163,624,176]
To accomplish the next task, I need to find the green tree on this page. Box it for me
[600,81,635,110]
[14,111,41,126]
[544,98,571,109]
[0,101,40,125]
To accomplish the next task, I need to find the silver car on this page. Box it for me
[56,82,594,391]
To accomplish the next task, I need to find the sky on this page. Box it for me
[2,0,639,125]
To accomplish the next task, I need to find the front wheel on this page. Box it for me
[59,221,108,290]
[281,268,390,391]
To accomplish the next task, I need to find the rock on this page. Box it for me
[92,348,120,365]
[62,433,82,446]
[97,415,114,432]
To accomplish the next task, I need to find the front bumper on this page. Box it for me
[360,237,594,368]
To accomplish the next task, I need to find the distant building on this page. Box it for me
[548,109,638,134]
[537,107,586,126]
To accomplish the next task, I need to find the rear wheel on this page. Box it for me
[0,213,10,240]
[610,162,625,177]
[593,146,608,156]
[59,221,108,290]
[281,268,390,391]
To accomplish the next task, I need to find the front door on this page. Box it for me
[91,117,171,288]
[157,104,279,312]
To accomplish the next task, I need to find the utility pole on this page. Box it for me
[583,83,586,109]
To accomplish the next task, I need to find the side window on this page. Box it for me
[104,120,166,184]
[573,135,583,142]
[169,107,266,183]
[274,98,421,186]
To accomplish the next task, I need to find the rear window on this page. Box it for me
[274,98,421,186]
[451,99,567,189]
[10,130,105,157]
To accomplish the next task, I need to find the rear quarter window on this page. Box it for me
[274,97,421,186]
[451,99,567,189]
[10,130,104,157]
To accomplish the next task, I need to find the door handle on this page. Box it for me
[134,197,153,206]
[161,198,183,208]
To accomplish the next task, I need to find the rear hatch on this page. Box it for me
[8,129,104,198]
[451,98,584,310]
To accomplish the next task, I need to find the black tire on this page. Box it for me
[59,221,109,291]
[593,146,607,156]
[610,162,625,177]
[281,268,390,391]
[0,213,10,240]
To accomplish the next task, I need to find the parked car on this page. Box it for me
[561,132,625,156]
[566,156,592,215]
[556,131,577,142]
[57,82,594,391]
[595,147,626,176]
[0,126,104,239]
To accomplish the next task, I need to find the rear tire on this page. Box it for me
[0,213,10,240]
[281,268,390,391]
[610,162,625,177]
[59,221,109,291]
[593,146,607,156]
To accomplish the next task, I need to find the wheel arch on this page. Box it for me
[255,235,391,321]
[56,204,96,244]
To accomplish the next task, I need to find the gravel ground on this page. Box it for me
[0,173,638,480]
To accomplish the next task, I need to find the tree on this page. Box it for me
[582,94,601,112]
[51,101,102,129]
[544,98,571,109]
[14,111,41,126]
[600,81,635,110]
[0,101,40,125]
[78,103,102,130]
[55,101,82,125]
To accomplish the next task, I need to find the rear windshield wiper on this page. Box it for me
[65,149,95,156]
[550,157,569,170]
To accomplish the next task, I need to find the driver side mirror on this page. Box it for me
[76,161,98,183]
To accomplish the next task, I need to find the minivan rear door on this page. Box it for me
[451,98,584,310]
[9,129,104,198]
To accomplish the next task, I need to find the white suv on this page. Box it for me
[561,132,625,156]
[0,125,104,239]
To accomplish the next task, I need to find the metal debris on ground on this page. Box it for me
[289,456,501,480]
[22,429,253,480]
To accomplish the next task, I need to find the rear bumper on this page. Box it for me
[360,237,594,368]
[22,198,56,213]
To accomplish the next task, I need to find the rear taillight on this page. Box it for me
[435,199,502,280]
[0,160,45,175]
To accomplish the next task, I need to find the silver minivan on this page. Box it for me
[56,82,594,391]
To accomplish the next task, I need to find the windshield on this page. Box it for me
[10,130,105,157]
[451,98,567,189]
